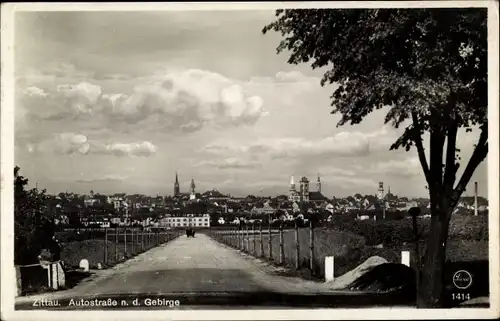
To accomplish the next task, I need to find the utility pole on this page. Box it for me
[377,182,385,220]
[474,182,479,216]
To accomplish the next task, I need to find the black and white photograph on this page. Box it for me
[1,2,499,320]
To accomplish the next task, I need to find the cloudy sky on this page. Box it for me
[14,10,487,198]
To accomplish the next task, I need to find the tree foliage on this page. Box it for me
[14,166,58,265]
[263,7,487,207]
[264,9,486,124]
[263,8,488,308]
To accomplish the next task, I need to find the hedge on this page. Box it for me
[327,213,488,247]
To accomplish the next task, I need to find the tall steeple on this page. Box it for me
[290,175,296,191]
[190,177,196,194]
[317,173,321,193]
[189,177,196,200]
[174,171,180,196]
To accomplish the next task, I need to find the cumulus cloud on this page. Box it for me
[193,157,261,169]
[91,141,158,157]
[18,81,103,121]
[18,69,267,133]
[201,126,398,161]
[365,157,422,178]
[26,133,157,157]
[202,133,371,159]
[249,70,320,85]
[23,86,48,97]
[275,70,319,83]
[27,133,91,155]
[76,174,128,183]
[104,69,266,130]
[329,175,378,188]
[317,166,357,177]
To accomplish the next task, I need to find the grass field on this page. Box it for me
[60,230,182,269]
[212,214,489,280]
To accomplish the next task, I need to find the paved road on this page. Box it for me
[70,233,272,295]
[20,233,323,298]
[15,233,415,309]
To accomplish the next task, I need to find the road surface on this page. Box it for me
[15,233,414,309]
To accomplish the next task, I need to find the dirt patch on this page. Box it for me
[64,269,94,289]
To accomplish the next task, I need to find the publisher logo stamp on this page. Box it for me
[453,270,472,289]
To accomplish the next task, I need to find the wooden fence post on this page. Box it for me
[401,251,410,267]
[325,256,335,282]
[309,219,315,274]
[240,227,243,250]
[246,223,250,253]
[295,221,300,270]
[279,223,285,265]
[124,228,127,255]
[268,220,272,260]
[252,223,256,255]
[104,227,108,264]
[141,228,144,251]
[259,223,264,257]
[115,227,118,262]
[131,228,134,254]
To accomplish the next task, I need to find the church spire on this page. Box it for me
[290,175,296,191]
[174,171,180,196]
[190,177,196,193]
[317,173,321,193]
[189,177,196,200]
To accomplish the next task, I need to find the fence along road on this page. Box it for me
[17,232,370,304]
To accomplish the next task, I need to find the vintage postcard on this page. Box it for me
[1,1,499,320]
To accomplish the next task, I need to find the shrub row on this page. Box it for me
[326,214,488,247]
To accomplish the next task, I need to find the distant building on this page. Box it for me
[288,176,301,202]
[174,172,180,196]
[189,178,197,200]
[324,203,334,214]
[288,175,327,203]
[251,201,275,215]
[160,213,210,228]
[202,189,230,201]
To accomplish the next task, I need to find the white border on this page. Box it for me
[1,2,499,320]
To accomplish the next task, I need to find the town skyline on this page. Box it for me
[23,170,488,201]
[15,10,487,198]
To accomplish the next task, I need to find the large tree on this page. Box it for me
[14,166,58,265]
[263,8,487,308]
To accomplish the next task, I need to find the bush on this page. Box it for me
[326,213,488,248]
[448,214,488,241]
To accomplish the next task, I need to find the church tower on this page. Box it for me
[299,176,310,202]
[288,175,300,202]
[189,177,196,200]
[174,172,180,196]
[316,173,321,193]
[377,182,384,200]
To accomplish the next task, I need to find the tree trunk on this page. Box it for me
[417,203,452,308]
